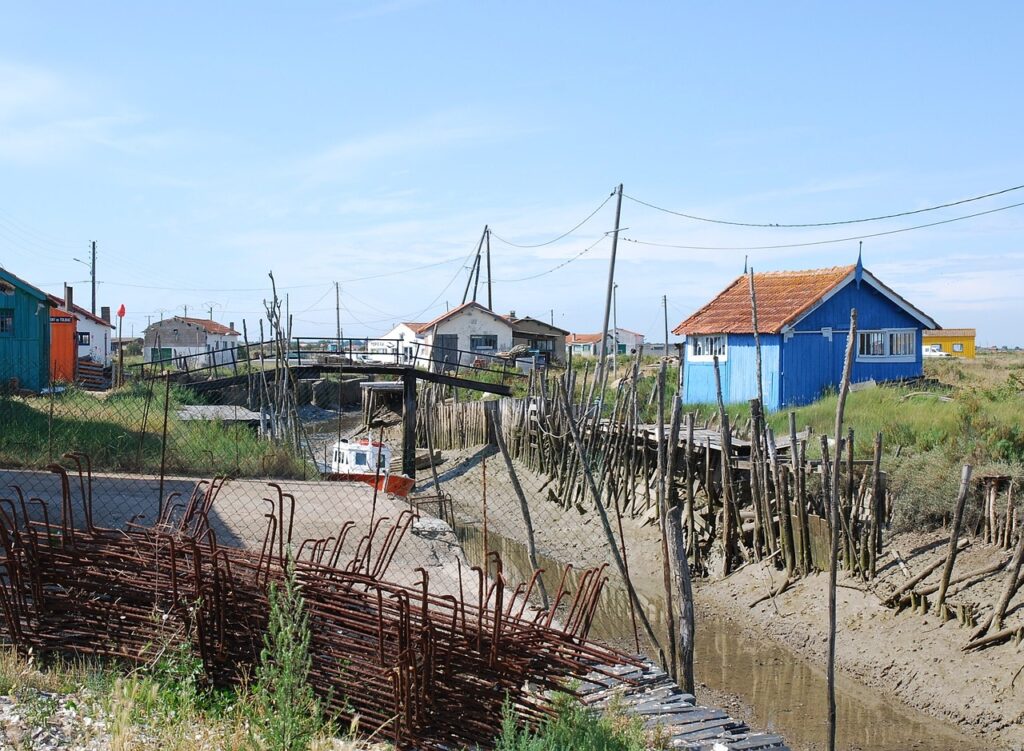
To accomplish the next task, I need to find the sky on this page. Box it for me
[1,2,1022,345]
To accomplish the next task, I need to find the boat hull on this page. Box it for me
[323,472,415,498]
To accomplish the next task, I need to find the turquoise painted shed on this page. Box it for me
[0,267,52,391]
[673,260,938,411]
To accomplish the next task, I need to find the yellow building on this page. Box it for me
[923,328,976,358]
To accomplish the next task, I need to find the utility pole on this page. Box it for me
[612,282,619,376]
[335,281,342,348]
[485,226,492,311]
[183,304,188,319]
[461,227,487,305]
[207,305,214,320]
[72,241,97,314]
[663,294,669,356]
[146,315,152,329]
[550,309,554,326]
[596,184,623,390]
[90,241,96,314]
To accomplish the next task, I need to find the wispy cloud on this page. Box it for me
[295,110,529,184]
[0,60,175,164]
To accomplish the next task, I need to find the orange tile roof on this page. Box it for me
[177,316,240,336]
[673,265,855,335]
[414,301,510,332]
[569,332,605,344]
[401,322,428,333]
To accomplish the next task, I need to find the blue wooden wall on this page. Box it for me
[0,270,50,391]
[683,334,781,409]
[682,277,928,411]
[781,278,924,406]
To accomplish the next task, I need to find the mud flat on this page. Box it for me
[698,537,1023,750]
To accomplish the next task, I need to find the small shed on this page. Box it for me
[0,267,52,391]
[923,328,976,359]
[506,314,569,364]
[674,260,937,411]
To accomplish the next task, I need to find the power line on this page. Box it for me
[93,254,468,293]
[489,190,615,248]
[492,235,609,282]
[623,183,1024,229]
[622,199,1024,252]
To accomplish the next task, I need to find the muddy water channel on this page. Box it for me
[456,525,985,751]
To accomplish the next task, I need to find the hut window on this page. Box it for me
[690,335,727,361]
[858,329,916,361]
[77,331,91,346]
[953,343,964,353]
[0,308,12,336]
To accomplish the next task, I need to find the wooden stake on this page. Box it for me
[936,465,973,613]
[827,308,857,751]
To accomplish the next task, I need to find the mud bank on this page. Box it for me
[699,541,1024,750]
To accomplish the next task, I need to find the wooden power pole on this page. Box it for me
[596,184,623,391]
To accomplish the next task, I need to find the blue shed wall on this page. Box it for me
[780,279,925,407]
[0,279,50,391]
[683,334,781,410]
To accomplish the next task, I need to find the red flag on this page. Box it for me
[117,304,126,318]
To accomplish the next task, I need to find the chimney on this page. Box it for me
[101,306,111,323]
[64,284,74,312]
[229,322,235,332]
[508,310,516,319]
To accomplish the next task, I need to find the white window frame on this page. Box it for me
[856,328,916,363]
[688,334,727,362]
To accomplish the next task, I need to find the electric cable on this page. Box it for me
[489,190,615,248]
[623,183,1024,228]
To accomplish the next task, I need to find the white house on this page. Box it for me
[568,328,646,357]
[47,293,115,366]
[143,316,241,368]
[368,322,428,364]
[373,302,514,369]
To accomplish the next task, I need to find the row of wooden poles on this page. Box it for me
[415,356,889,585]
[882,468,1024,652]
[416,295,870,751]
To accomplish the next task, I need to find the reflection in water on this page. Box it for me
[456,525,984,751]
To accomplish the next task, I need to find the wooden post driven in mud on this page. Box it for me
[665,395,696,694]
[936,464,973,615]
[656,362,679,681]
[713,356,734,576]
[827,308,857,751]
[556,380,665,663]
[402,371,417,479]
[489,402,549,609]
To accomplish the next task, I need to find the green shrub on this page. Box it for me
[251,558,326,751]
[496,693,647,751]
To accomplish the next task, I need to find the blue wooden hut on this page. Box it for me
[673,260,938,411]
[0,267,52,391]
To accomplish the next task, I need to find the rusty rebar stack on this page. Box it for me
[0,458,635,750]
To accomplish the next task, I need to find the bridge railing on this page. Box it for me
[125,336,542,386]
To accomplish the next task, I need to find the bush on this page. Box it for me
[251,558,326,751]
[496,693,648,751]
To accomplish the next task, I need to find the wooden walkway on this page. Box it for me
[580,659,789,750]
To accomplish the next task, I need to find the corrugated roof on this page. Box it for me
[924,328,975,338]
[176,316,240,336]
[673,266,856,335]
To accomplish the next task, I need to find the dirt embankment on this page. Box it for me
[699,531,1024,749]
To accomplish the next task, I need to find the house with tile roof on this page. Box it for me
[46,290,115,366]
[568,328,646,357]
[373,302,514,369]
[673,260,938,410]
[923,328,976,359]
[142,316,241,369]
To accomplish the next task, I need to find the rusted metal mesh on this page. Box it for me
[0,456,636,750]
